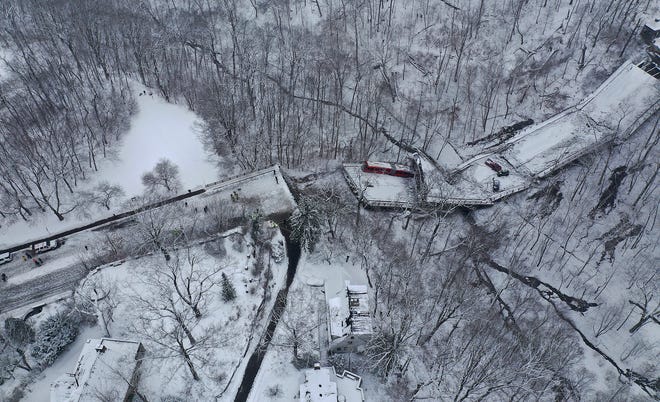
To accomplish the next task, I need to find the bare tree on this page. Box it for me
[270,291,320,362]
[141,159,181,194]
[93,181,125,210]
[73,276,120,337]
[156,246,224,319]
[130,281,207,381]
[130,201,181,259]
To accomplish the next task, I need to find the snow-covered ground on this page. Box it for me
[0,84,220,248]
[91,85,219,197]
[199,165,296,218]
[20,325,105,402]
[3,225,288,401]
[247,252,386,401]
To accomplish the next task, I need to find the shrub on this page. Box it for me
[31,311,80,367]
[267,385,282,397]
[221,273,237,302]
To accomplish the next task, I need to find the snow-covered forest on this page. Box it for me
[0,0,658,401]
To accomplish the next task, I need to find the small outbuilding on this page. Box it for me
[327,282,372,354]
[641,17,660,44]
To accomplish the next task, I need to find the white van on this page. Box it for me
[31,239,64,255]
[0,252,13,265]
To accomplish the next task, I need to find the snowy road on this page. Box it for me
[0,262,88,316]
[0,165,296,319]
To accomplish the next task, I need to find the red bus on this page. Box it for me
[362,161,414,178]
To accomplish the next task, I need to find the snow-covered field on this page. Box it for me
[91,85,219,197]
[0,85,220,248]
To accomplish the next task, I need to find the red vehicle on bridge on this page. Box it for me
[485,159,510,177]
[362,161,415,178]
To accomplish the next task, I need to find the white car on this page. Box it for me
[0,252,13,265]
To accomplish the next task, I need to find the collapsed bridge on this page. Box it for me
[344,58,660,209]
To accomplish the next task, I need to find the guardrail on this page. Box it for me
[203,164,282,193]
[489,183,531,202]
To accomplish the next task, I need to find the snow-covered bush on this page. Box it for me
[231,235,246,253]
[288,197,322,252]
[221,273,237,302]
[266,385,282,397]
[270,239,285,263]
[31,311,80,367]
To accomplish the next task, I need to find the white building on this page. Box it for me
[327,282,372,354]
[300,363,364,402]
[51,338,144,402]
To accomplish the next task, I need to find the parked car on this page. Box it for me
[0,252,13,265]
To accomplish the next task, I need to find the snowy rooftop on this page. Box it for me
[335,370,365,402]
[299,366,364,402]
[51,338,143,402]
[300,366,338,402]
[645,17,660,31]
[342,163,417,208]
[328,281,372,339]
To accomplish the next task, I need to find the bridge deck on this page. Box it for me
[344,59,660,209]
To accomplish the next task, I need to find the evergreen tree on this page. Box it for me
[288,197,323,252]
[249,210,263,242]
[221,273,237,302]
[31,311,79,366]
[4,318,35,371]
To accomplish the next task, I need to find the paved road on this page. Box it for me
[0,165,296,318]
[0,263,89,315]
